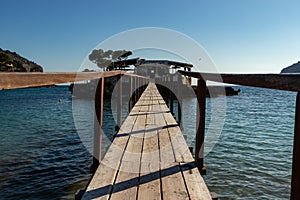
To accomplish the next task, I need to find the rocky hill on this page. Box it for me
[0,48,43,72]
[280,61,300,73]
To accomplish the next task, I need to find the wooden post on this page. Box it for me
[164,76,169,106]
[137,77,139,101]
[169,75,174,115]
[129,76,133,112]
[117,74,122,128]
[177,73,182,128]
[291,92,300,199]
[142,78,145,95]
[134,76,138,104]
[137,77,141,100]
[140,77,142,96]
[196,78,206,175]
[91,77,104,173]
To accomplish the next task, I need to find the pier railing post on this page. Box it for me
[129,76,133,112]
[169,75,174,115]
[91,77,104,173]
[164,76,169,106]
[291,92,300,199]
[196,78,206,175]
[137,77,139,102]
[177,73,182,128]
[134,76,137,106]
[117,74,123,128]
[142,78,145,93]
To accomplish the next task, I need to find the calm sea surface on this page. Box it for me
[0,86,296,199]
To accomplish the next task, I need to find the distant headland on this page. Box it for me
[281,61,300,73]
[0,48,43,72]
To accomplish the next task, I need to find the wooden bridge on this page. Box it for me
[2,71,300,199]
[83,82,211,200]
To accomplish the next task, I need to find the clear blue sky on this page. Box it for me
[1,0,299,73]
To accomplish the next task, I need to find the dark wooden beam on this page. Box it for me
[117,74,123,127]
[178,71,300,92]
[291,92,300,199]
[91,77,105,173]
[196,78,206,174]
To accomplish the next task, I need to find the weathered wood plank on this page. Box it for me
[0,71,148,90]
[156,105,189,200]
[138,115,161,199]
[160,95,211,200]
[109,91,149,200]
[0,72,110,89]
[83,82,211,200]
[82,124,136,199]
[180,162,212,200]
[82,97,143,200]
[143,86,189,200]
[178,70,300,92]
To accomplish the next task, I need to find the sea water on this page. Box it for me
[0,86,296,199]
[181,87,295,199]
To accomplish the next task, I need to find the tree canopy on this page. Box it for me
[89,49,132,71]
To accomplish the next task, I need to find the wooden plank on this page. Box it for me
[180,161,212,200]
[138,99,161,200]
[0,71,148,90]
[155,112,175,170]
[0,71,119,89]
[178,70,300,92]
[109,90,150,200]
[144,86,189,200]
[82,121,136,200]
[159,132,189,199]
[160,94,211,200]
[165,121,211,200]
[82,95,143,200]
[83,83,211,200]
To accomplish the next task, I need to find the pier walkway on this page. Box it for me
[3,71,300,199]
[82,83,211,200]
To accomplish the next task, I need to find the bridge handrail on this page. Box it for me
[178,70,300,92]
[0,71,148,90]
[178,70,300,199]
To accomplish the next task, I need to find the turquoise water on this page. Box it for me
[0,86,296,199]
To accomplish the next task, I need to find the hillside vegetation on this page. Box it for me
[0,48,43,72]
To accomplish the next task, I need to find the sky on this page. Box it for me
[0,0,300,73]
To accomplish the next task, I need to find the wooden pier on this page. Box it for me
[83,82,211,199]
[3,71,300,199]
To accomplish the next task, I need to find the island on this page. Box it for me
[280,61,300,73]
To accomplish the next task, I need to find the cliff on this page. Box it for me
[280,61,300,73]
[0,48,43,72]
